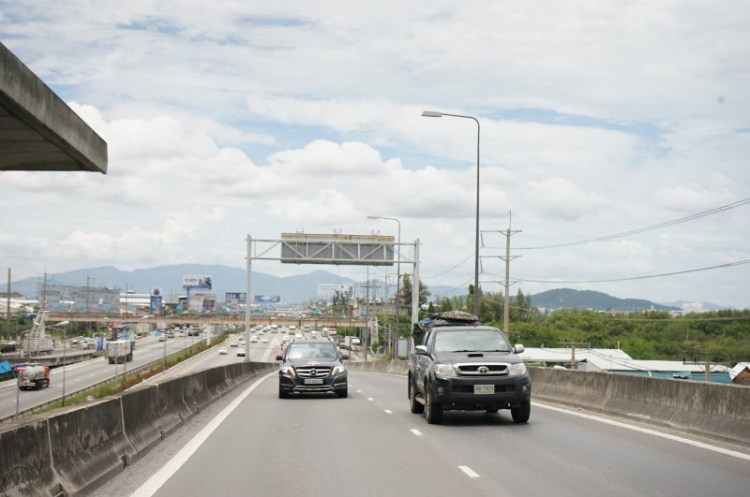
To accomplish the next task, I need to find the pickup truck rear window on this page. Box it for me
[434,330,511,353]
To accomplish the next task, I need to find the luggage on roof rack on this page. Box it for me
[412,311,481,345]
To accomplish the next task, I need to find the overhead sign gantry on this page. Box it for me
[243,233,420,357]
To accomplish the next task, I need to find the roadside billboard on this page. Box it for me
[226,292,247,304]
[254,295,281,303]
[183,275,212,290]
[150,286,163,313]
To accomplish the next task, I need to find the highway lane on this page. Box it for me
[142,330,287,384]
[95,370,750,497]
[0,334,203,419]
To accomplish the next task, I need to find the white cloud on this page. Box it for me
[520,178,610,220]
[1,1,749,308]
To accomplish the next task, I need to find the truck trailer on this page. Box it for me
[17,364,51,390]
[107,339,134,364]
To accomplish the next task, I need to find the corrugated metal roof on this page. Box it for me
[520,347,731,373]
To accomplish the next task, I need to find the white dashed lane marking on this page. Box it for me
[410,429,423,437]
[384,410,393,414]
[459,466,480,479]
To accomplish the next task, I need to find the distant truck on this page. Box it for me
[135,323,152,337]
[343,336,361,350]
[17,364,50,390]
[107,339,134,364]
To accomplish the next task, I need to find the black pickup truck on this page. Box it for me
[408,312,531,424]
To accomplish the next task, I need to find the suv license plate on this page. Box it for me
[304,378,324,385]
[474,384,495,395]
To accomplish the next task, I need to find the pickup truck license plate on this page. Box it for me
[474,384,494,395]
[304,378,324,385]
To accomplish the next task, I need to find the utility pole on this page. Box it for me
[86,274,91,336]
[6,268,10,338]
[683,356,721,383]
[364,266,370,362]
[482,212,521,336]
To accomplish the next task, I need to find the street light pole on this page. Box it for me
[367,215,401,360]
[422,110,481,316]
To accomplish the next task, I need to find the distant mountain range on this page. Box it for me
[2,264,358,304]
[529,288,678,311]
[1,265,732,311]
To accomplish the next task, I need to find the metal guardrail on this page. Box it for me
[0,342,204,425]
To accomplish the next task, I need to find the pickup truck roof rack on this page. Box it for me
[412,311,481,345]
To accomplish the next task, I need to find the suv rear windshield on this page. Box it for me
[434,330,511,353]
[286,342,338,360]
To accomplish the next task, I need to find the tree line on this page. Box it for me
[421,281,750,365]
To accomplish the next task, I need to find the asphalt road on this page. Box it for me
[0,334,202,419]
[95,370,750,497]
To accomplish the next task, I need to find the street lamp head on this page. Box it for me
[366,215,380,220]
[421,110,443,118]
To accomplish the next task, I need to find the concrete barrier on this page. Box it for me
[155,376,191,437]
[225,362,244,387]
[0,361,273,497]
[121,385,163,458]
[530,368,750,447]
[205,366,229,400]
[180,371,211,414]
[0,419,59,497]
[48,399,137,496]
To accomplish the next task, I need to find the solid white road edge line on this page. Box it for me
[534,402,750,462]
[459,466,480,479]
[130,371,277,497]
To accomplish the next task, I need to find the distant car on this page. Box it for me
[295,333,302,339]
[219,347,228,355]
[231,342,239,347]
[237,349,246,357]
[261,337,269,343]
[250,336,258,343]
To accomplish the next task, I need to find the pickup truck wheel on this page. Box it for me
[424,384,443,424]
[409,378,424,414]
[511,399,531,423]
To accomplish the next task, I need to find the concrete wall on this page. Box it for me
[529,367,750,447]
[0,361,275,497]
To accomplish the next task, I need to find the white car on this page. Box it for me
[219,347,228,355]
[237,349,246,357]
[261,337,269,343]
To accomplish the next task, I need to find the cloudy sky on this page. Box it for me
[1,1,749,308]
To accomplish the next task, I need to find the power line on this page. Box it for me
[421,254,473,279]
[484,197,750,251]
[484,258,750,284]
[432,277,474,298]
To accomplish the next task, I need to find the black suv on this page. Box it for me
[277,340,349,398]
[408,325,531,424]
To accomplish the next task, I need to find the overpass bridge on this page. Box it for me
[46,314,368,328]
